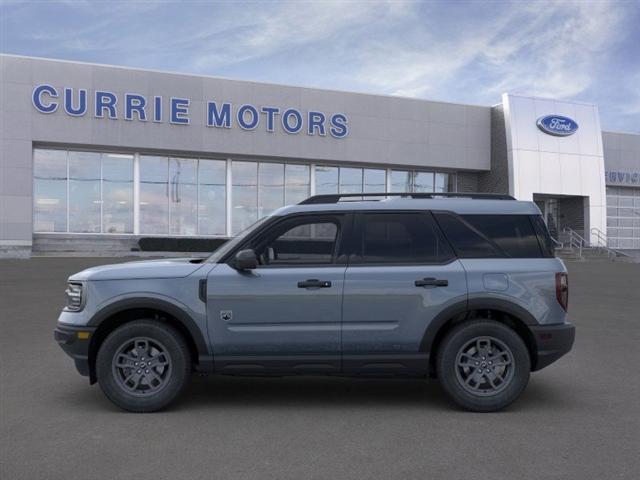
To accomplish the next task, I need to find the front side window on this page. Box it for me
[355,212,454,264]
[252,216,341,266]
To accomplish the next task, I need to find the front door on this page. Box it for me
[206,213,349,374]
[341,212,468,374]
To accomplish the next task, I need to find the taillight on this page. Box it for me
[556,272,568,311]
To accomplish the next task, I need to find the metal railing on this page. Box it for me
[557,227,627,260]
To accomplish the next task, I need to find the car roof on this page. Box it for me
[272,196,541,217]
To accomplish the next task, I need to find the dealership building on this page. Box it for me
[1,54,640,257]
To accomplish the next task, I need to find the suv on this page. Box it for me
[54,193,575,412]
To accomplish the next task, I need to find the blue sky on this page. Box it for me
[1,0,639,131]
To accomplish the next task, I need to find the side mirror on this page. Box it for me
[234,249,258,270]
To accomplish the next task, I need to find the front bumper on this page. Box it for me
[54,323,96,377]
[530,322,575,371]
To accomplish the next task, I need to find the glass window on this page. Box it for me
[390,170,411,192]
[435,213,501,258]
[33,149,67,232]
[254,217,339,266]
[413,171,434,192]
[435,173,450,193]
[284,164,309,205]
[460,215,542,258]
[356,212,454,263]
[68,151,101,233]
[140,155,169,234]
[315,166,338,194]
[169,157,197,235]
[339,167,363,194]
[232,161,258,234]
[102,154,133,234]
[258,162,284,218]
[198,159,226,236]
[363,169,386,193]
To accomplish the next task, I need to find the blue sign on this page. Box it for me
[31,84,349,139]
[536,115,579,137]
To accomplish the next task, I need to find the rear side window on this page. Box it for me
[354,212,454,264]
[435,213,544,258]
[530,215,556,257]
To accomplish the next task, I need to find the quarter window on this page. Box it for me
[435,213,543,258]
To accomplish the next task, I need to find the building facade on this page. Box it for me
[1,55,639,257]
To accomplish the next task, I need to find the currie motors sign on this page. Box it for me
[536,115,579,137]
[31,84,349,139]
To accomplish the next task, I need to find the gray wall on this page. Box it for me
[602,131,640,186]
[0,54,493,253]
[477,105,509,195]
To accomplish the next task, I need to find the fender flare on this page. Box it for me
[87,296,212,370]
[420,297,539,353]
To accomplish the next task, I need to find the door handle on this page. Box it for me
[297,279,332,289]
[415,277,448,287]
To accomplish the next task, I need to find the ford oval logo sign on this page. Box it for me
[536,115,579,137]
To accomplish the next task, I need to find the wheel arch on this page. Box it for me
[87,297,212,384]
[422,298,539,374]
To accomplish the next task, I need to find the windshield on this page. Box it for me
[206,216,271,263]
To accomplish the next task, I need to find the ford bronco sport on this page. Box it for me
[54,192,575,412]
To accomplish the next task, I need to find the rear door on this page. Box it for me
[341,211,467,374]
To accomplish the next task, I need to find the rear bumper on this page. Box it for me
[530,322,575,371]
[54,323,96,377]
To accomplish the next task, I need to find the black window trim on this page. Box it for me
[348,210,458,267]
[221,211,353,268]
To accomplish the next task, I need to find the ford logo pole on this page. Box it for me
[536,115,579,137]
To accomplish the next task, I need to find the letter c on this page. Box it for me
[32,84,59,113]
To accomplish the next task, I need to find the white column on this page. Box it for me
[225,158,232,237]
[309,163,316,196]
[133,153,140,235]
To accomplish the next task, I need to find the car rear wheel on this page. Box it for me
[96,320,191,412]
[436,319,530,412]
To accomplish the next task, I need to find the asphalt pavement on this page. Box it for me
[1,257,639,480]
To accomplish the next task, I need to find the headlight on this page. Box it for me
[65,283,84,311]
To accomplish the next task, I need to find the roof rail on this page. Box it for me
[298,192,515,205]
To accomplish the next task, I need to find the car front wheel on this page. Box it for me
[436,319,531,412]
[96,320,191,412]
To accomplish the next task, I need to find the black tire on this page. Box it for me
[436,320,530,412]
[96,320,191,412]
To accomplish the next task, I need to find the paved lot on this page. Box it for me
[1,257,639,480]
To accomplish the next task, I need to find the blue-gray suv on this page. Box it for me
[54,193,575,412]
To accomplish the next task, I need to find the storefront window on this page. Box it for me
[339,168,363,194]
[232,161,258,234]
[363,169,386,193]
[169,157,197,236]
[198,159,226,235]
[33,149,67,232]
[390,170,412,192]
[315,166,339,194]
[68,151,101,233]
[102,154,133,234]
[284,164,310,205]
[33,149,456,237]
[413,171,434,192]
[140,156,169,234]
[258,162,285,218]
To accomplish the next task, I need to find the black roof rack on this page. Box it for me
[298,192,515,205]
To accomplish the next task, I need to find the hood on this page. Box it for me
[69,258,206,281]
